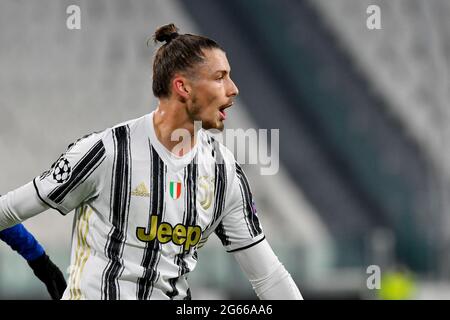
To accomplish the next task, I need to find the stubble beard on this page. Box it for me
[188,95,224,131]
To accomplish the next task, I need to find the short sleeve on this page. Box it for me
[215,162,265,252]
[33,132,108,215]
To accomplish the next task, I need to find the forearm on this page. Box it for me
[250,263,303,300]
[0,223,45,261]
[0,181,49,231]
[233,239,303,300]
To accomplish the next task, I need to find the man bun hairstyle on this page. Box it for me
[151,23,223,98]
[153,23,179,44]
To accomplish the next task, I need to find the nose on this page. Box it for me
[227,78,239,97]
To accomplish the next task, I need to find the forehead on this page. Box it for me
[199,48,230,73]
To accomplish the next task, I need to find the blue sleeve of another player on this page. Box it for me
[0,224,45,261]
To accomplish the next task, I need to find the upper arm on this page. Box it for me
[232,238,281,281]
[232,239,304,300]
[33,132,109,215]
[0,182,49,230]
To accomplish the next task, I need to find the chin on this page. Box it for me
[201,119,224,131]
[215,122,225,131]
[213,119,225,131]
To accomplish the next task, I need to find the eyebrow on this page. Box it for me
[214,70,229,76]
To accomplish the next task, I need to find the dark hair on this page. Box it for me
[151,23,223,98]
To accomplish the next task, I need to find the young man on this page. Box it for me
[0,223,67,299]
[0,24,302,300]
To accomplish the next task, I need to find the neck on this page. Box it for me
[153,98,199,157]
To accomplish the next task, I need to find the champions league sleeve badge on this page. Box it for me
[52,157,72,184]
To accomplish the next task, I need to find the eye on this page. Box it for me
[215,72,227,81]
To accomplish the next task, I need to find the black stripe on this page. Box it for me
[209,138,230,246]
[187,159,198,228]
[48,140,106,204]
[207,139,227,230]
[215,220,231,246]
[236,163,262,236]
[166,157,198,300]
[166,278,179,299]
[166,166,191,299]
[101,126,132,300]
[227,236,266,253]
[54,157,106,206]
[237,179,253,237]
[184,288,192,300]
[137,144,165,300]
[100,129,118,299]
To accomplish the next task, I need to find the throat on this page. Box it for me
[152,106,201,157]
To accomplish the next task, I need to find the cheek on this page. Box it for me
[195,93,217,110]
[206,87,223,106]
[192,83,223,109]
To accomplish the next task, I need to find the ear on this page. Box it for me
[172,75,191,100]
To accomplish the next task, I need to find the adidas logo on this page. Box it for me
[131,182,150,197]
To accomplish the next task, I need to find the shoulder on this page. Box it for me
[81,114,148,157]
[110,114,148,136]
[62,129,109,158]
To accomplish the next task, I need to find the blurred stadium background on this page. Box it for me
[0,0,449,299]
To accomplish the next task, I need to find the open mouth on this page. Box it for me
[219,102,233,120]
[219,108,227,120]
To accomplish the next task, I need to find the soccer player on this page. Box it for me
[0,223,67,299]
[0,24,303,300]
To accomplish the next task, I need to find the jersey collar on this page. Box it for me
[146,111,200,171]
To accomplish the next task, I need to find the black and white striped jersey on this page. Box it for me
[33,112,264,300]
